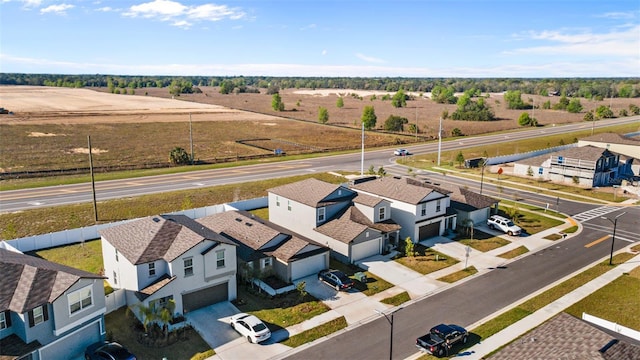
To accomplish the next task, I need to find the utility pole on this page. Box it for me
[88,135,98,222]
[361,122,364,176]
[189,113,194,165]
[437,117,442,166]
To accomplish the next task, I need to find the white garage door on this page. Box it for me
[291,253,327,280]
[351,238,381,262]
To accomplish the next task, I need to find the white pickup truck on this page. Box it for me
[487,215,522,236]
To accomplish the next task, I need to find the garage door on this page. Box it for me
[182,282,228,313]
[291,253,327,280]
[40,319,101,360]
[351,238,381,262]
[419,221,440,240]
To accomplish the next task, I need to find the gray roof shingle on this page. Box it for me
[99,215,233,265]
[581,132,640,146]
[351,176,446,204]
[267,178,353,207]
[315,207,371,244]
[0,248,103,313]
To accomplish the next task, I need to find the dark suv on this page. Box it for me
[318,269,355,291]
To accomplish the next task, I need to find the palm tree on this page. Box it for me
[158,299,176,339]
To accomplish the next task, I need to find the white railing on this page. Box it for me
[582,312,640,341]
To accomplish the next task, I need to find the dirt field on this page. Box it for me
[1,85,639,174]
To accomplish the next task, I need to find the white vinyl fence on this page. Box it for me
[105,289,127,314]
[5,197,268,252]
[582,312,640,341]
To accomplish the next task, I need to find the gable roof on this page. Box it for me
[315,207,374,244]
[353,192,388,207]
[267,178,354,207]
[351,176,447,204]
[197,210,325,262]
[99,215,233,265]
[516,145,616,167]
[0,248,104,313]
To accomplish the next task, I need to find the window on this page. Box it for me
[276,196,280,207]
[0,311,9,330]
[184,258,194,277]
[29,305,47,327]
[113,271,118,285]
[150,295,173,312]
[378,207,386,221]
[216,250,225,268]
[436,200,441,212]
[68,286,92,315]
[421,203,427,216]
[318,207,326,222]
[115,249,119,262]
[262,257,272,268]
[148,263,156,277]
[287,200,292,211]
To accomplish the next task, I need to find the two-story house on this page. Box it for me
[1,247,106,360]
[268,178,400,264]
[351,176,456,243]
[197,210,329,283]
[100,214,237,317]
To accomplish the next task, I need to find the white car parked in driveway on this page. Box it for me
[487,215,522,236]
[230,313,271,343]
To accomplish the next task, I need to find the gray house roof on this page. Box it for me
[197,210,325,262]
[581,132,640,146]
[99,215,234,265]
[0,248,104,313]
[516,145,615,167]
[353,192,388,207]
[351,176,447,204]
[267,178,354,207]
[315,207,376,244]
[489,312,640,360]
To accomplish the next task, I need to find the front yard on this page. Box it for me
[395,244,459,275]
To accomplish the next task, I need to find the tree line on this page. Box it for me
[1,73,638,99]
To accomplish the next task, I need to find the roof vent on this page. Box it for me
[245,222,253,227]
[152,217,160,222]
[235,218,242,222]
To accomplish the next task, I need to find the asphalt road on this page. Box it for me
[281,206,639,360]
[1,116,638,213]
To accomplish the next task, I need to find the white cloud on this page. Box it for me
[123,0,245,25]
[96,6,114,12]
[508,25,640,58]
[596,11,637,20]
[40,3,74,15]
[356,53,385,64]
[3,0,43,8]
[321,50,327,56]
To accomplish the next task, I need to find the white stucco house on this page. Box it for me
[196,209,330,283]
[350,176,456,243]
[1,247,106,360]
[267,178,400,264]
[99,214,237,316]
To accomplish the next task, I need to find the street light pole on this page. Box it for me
[601,212,626,265]
[375,308,402,360]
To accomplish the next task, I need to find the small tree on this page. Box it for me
[296,281,308,300]
[527,166,534,177]
[377,166,386,176]
[318,106,329,124]
[336,97,344,108]
[572,176,580,185]
[455,151,465,168]
[404,237,414,257]
[169,147,190,165]
[361,105,377,130]
[583,111,595,122]
[272,93,284,111]
[383,115,408,131]
[367,164,376,175]
[518,112,532,126]
[451,128,462,136]
[391,89,407,108]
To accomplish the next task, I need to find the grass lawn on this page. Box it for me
[565,265,640,330]
[457,230,510,252]
[105,307,212,360]
[395,244,459,275]
[281,316,348,347]
[380,291,411,306]
[497,206,565,235]
[437,266,478,283]
[498,245,529,259]
[233,284,330,332]
[26,238,103,274]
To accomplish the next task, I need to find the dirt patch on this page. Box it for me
[69,147,108,154]
[28,132,61,137]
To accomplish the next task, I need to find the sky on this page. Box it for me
[0,0,639,77]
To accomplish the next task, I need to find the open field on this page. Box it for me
[2,85,639,174]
